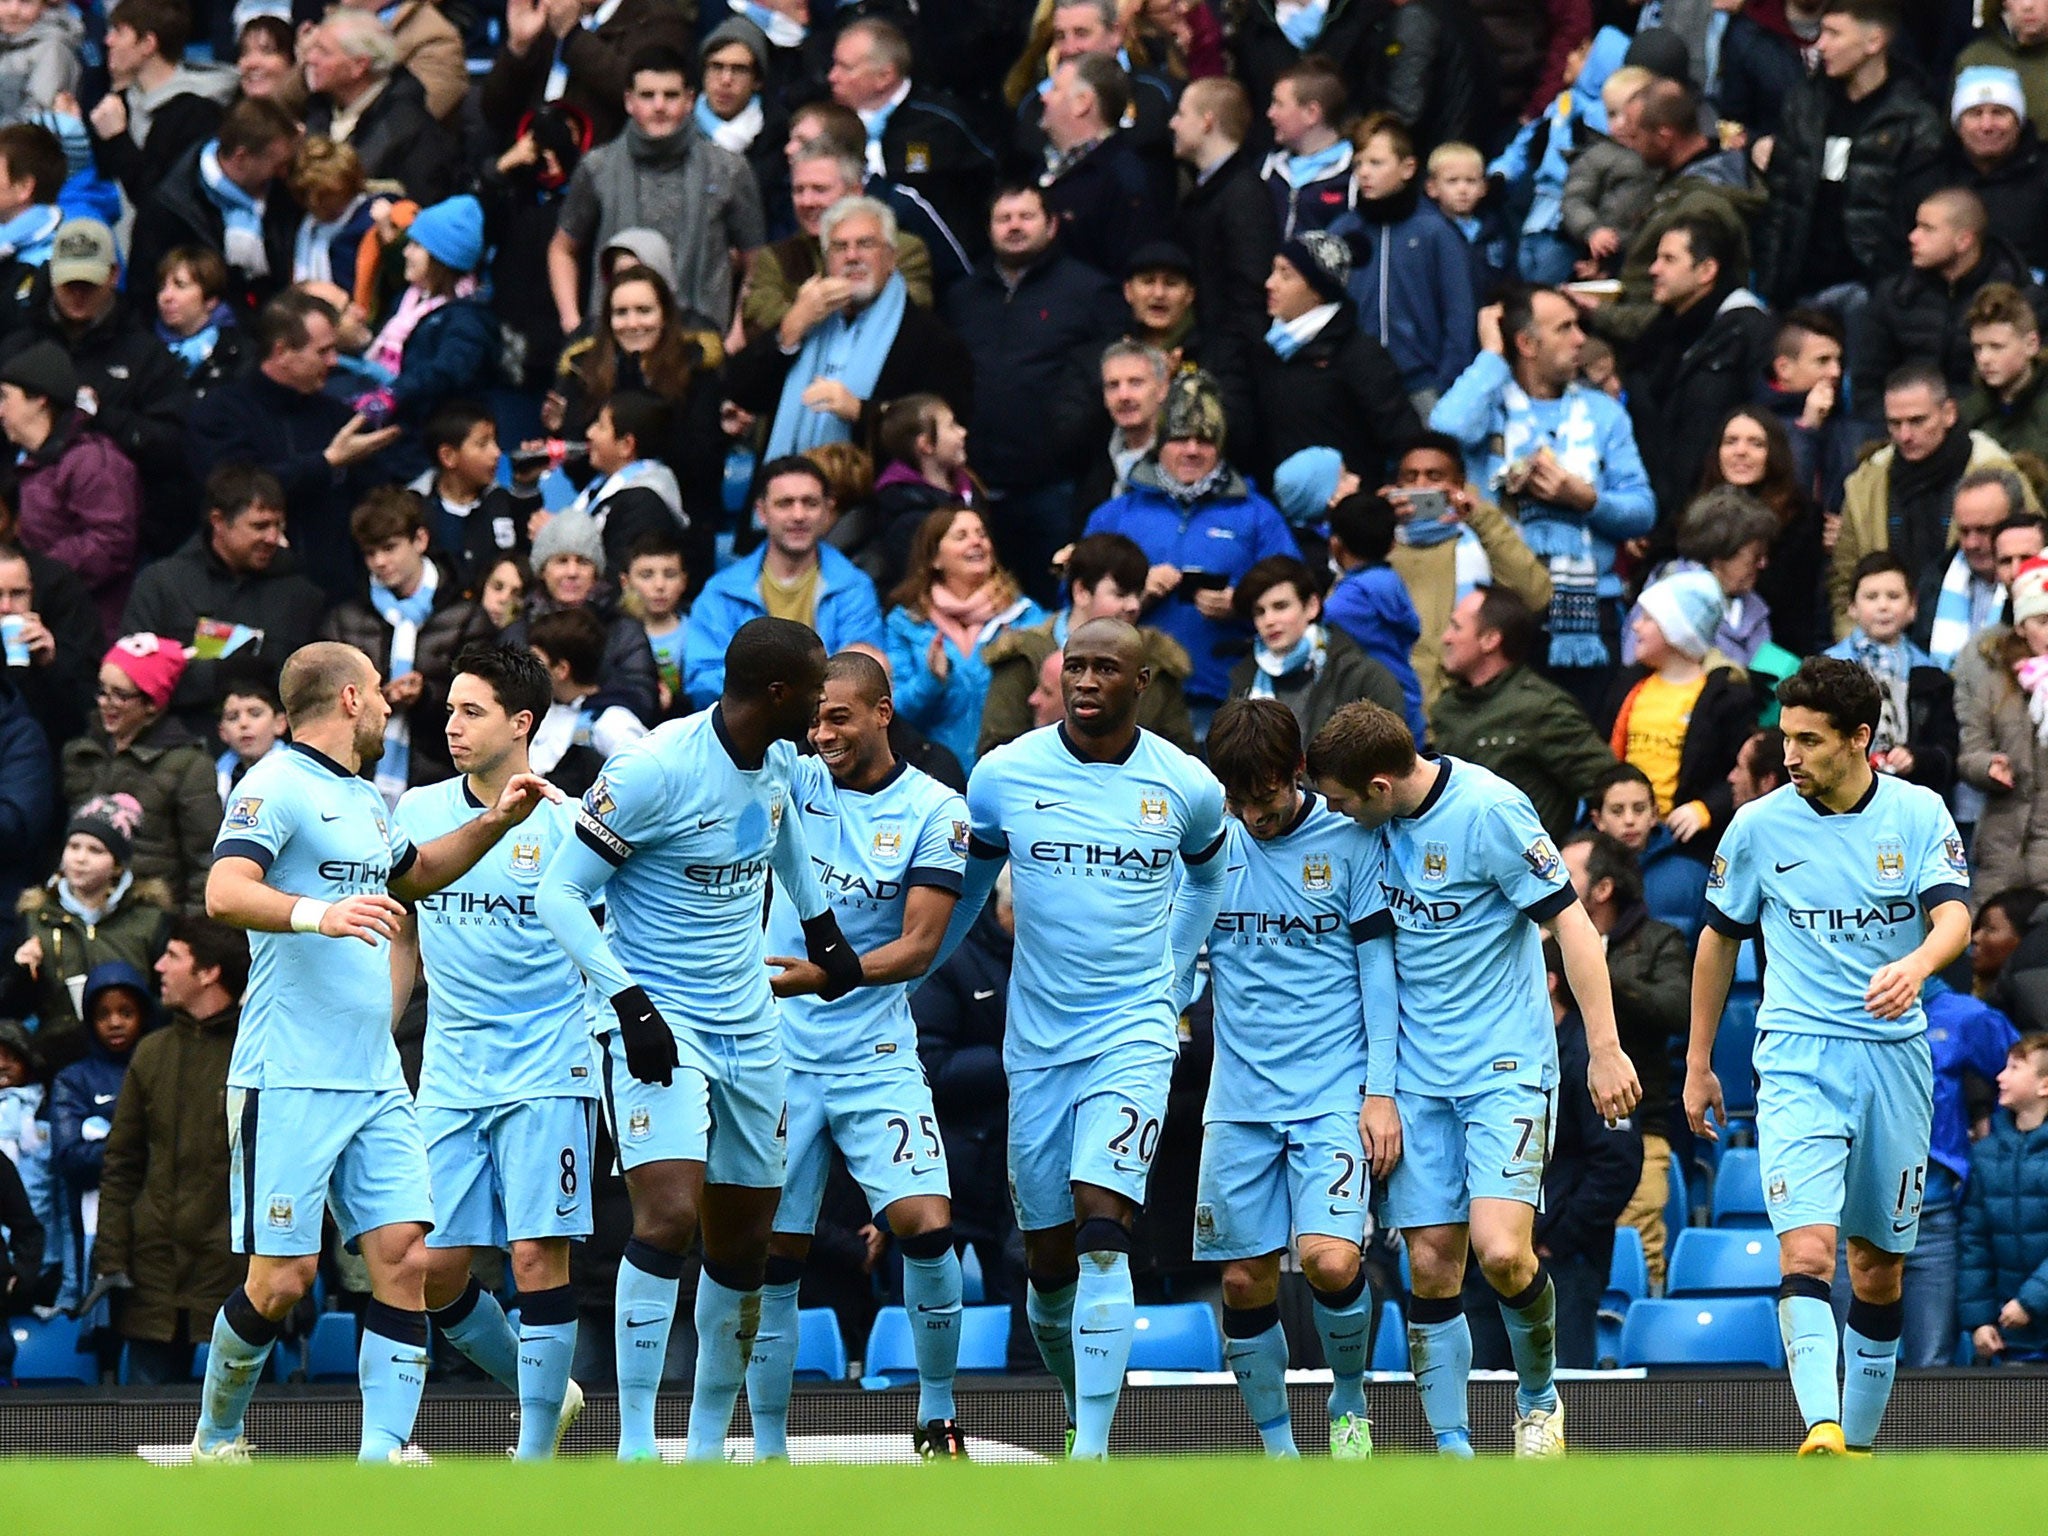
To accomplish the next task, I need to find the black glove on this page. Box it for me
[611,984,678,1086]
[801,911,865,1002]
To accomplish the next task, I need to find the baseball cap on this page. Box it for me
[49,219,117,287]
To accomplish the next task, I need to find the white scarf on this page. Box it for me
[371,560,437,805]
[291,193,366,284]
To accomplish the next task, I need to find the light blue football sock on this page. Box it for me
[1778,1279,1842,1431]
[745,1278,802,1461]
[1407,1297,1473,1457]
[1026,1278,1078,1425]
[1309,1274,1372,1422]
[1842,1297,1903,1450]
[1497,1268,1559,1416]
[357,1301,429,1461]
[194,1289,278,1449]
[432,1279,518,1391]
[902,1247,963,1425]
[685,1266,760,1462]
[1223,1306,1298,1457]
[615,1239,682,1460]
[1070,1240,1134,1460]
[513,1285,577,1460]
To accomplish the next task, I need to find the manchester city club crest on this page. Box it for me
[628,1107,651,1142]
[266,1195,294,1230]
[1302,855,1333,892]
[1421,841,1450,883]
[1874,837,1906,884]
[510,841,542,874]
[1139,795,1169,827]
[873,828,902,858]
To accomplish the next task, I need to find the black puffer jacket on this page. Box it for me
[1363,0,1499,155]
[1855,235,2045,409]
[1938,127,2048,276]
[1625,286,1776,519]
[1248,300,1422,484]
[1756,72,1945,306]
[302,69,461,206]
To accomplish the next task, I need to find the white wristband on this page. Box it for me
[290,898,331,934]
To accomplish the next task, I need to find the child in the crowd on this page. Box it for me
[0,0,81,128]
[0,1017,53,1314]
[153,246,248,399]
[1224,554,1407,745]
[0,122,63,319]
[524,605,649,796]
[872,393,977,591]
[1486,27,1630,285]
[1425,141,1508,301]
[620,530,688,719]
[1580,335,1623,398]
[1261,56,1353,240]
[1321,491,1424,739]
[362,193,496,448]
[1962,1034,2048,1364]
[477,553,531,632]
[286,134,375,290]
[214,680,287,803]
[1330,111,1477,412]
[48,959,149,1310]
[412,401,536,589]
[1599,570,1757,863]
[1961,282,2048,463]
[1587,761,1707,941]
[564,391,691,578]
[10,795,165,1072]
[1560,64,1658,278]
[1822,552,1960,795]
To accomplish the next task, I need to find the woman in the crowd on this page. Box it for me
[1957,558,2048,907]
[234,15,295,102]
[1694,404,1826,658]
[153,246,250,400]
[885,506,1044,771]
[477,552,531,632]
[1624,487,1783,668]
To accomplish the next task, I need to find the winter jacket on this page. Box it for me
[884,594,1046,770]
[6,543,101,751]
[1955,627,2048,908]
[10,876,171,1073]
[1960,1111,2048,1352]
[1937,128,2048,277]
[1247,299,1424,485]
[1427,662,1616,836]
[912,903,1014,1248]
[91,1001,241,1344]
[127,142,298,321]
[481,0,693,147]
[943,251,1123,491]
[1711,11,1806,143]
[0,1142,42,1312]
[1855,237,2043,411]
[869,90,998,263]
[1226,623,1409,746]
[684,543,885,710]
[1821,635,1960,796]
[1535,1007,1643,1273]
[0,9,80,124]
[1329,186,1479,397]
[867,464,979,594]
[1082,459,1299,701]
[389,293,499,431]
[741,227,936,342]
[1387,494,1552,712]
[503,585,659,725]
[13,415,143,638]
[1584,145,1767,346]
[1559,133,1657,249]
[1262,143,1354,241]
[1172,144,1281,366]
[89,61,236,208]
[1361,0,1499,156]
[303,70,461,207]
[49,962,148,1192]
[1322,563,1425,739]
[1603,900,1690,1137]
[1599,657,1758,857]
[60,716,221,910]
[317,560,497,786]
[1040,130,1175,281]
[1473,0,1588,123]
[119,533,329,734]
[977,615,1197,759]
[1759,382,1866,530]
[1926,983,2018,1185]
[1625,286,1777,519]
[1231,0,1388,131]
[1963,365,2048,466]
[0,677,52,921]
[1755,72,1945,306]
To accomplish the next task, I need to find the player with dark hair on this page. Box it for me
[392,643,590,1459]
[535,617,864,1461]
[1198,697,1386,1458]
[1308,700,1638,1457]
[743,649,970,1460]
[1686,656,1972,1457]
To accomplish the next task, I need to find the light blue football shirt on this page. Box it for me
[1373,756,1573,1096]
[768,755,967,1074]
[214,743,416,1092]
[394,780,596,1109]
[1205,792,1381,1122]
[965,723,1226,1070]
[1705,774,1969,1042]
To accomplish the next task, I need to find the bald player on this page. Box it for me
[942,618,1228,1457]
[193,642,556,1463]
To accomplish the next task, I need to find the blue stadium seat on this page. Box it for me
[1711,1147,1770,1228]
[797,1307,848,1380]
[958,1305,1011,1373]
[862,1310,915,1382]
[1370,1298,1408,1371]
[1664,1150,1689,1245]
[305,1310,360,1382]
[959,1245,985,1305]
[1619,1298,1784,1367]
[1666,1228,1779,1296]
[1129,1303,1222,1371]
[9,1314,96,1383]
[867,1305,1013,1382]
[1607,1225,1649,1304]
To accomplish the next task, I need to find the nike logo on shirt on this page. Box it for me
[1033,799,1069,810]
[972,989,996,1000]
[1775,861,1806,873]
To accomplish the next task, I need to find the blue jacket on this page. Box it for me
[1083,461,1299,702]
[1927,982,2020,1187]
[1322,563,1424,738]
[684,542,885,710]
[1960,1109,2048,1349]
[1489,26,1630,237]
[392,292,499,424]
[49,961,149,1190]
[1332,188,1478,396]
[884,595,1045,771]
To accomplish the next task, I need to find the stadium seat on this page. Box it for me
[1714,990,1760,1117]
[1370,1298,1408,1371]
[9,1314,96,1384]
[1712,1147,1770,1228]
[1607,1225,1649,1304]
[1664,1150,1689,1245]
[957,1305,1011,1373]
[862,1310,916,1382]
[1128,1303,1222,1371]
[959,1245,984,1305]
[797,1307,848,1380]
[1666,1229,1779,1296]
[1619,1298,1784,1368]
[305,1311,360,1382]
[866,1304,1011,1381]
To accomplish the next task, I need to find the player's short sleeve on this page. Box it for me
[964,754,1008,860]
[1482,793,1574,922]
[1178,763,1227,865]
[909,788,970,893]
[214,778,296,873]
[1344,827,1393,943]
[572,741,669,867]
[1915,792,1971,914]
[1703,806,1761,937]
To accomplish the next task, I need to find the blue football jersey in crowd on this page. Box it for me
[214,744,417,1092]
[1705,775,1969,1042]
[1373,756,1575,1096]
[538,706,826,1034]
[966,724,1226,1069]
[394,780,596,1109]
[1205,793,1381,1121]
[767,755,967,1074]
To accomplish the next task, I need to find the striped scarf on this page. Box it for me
[1927,548,1999,671]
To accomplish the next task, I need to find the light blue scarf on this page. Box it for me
[735,0,805,48]
[370,565,437,803]
[198,140,269,276]
[0,203,60,265]
[1276,0,1329,49]
[765,270,908,460]
[1249,625,1325,699]
[1280,138,1349,188]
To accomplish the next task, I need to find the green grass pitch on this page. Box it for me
[1,1455,2025,1536]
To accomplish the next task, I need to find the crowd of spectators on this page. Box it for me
[8,0,2048,1382]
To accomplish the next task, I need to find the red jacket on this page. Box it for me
[15,415,142,637]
